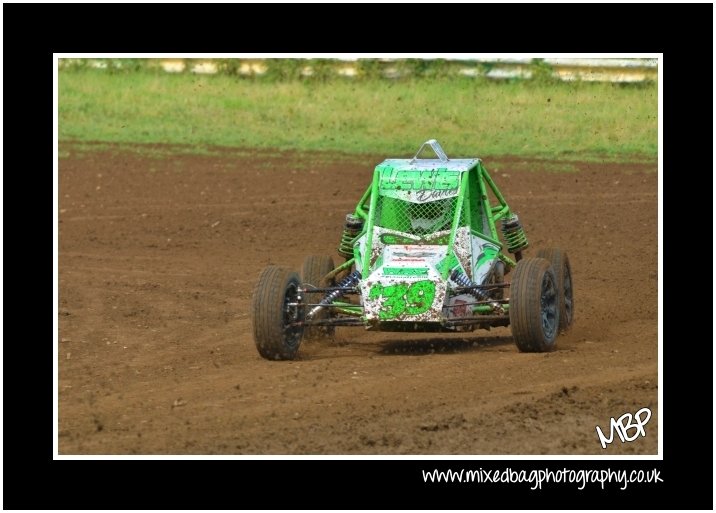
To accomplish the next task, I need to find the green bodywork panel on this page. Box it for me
[353,158,517,278]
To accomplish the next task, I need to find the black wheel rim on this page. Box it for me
[283,282,302,349]
[563,266,573,324]
[540,271,557,340]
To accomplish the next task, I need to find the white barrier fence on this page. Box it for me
[61,58,658,83]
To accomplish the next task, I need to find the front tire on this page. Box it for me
[536,248,573,331]
[252,266,303,360]
[509,257,559,352]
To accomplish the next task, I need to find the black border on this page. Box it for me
[4,3,712,510]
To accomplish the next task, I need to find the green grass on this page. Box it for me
[59,70,657,159]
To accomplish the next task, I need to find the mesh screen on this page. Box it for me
[375,196,464,235]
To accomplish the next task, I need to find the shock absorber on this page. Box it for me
[502,214,529,261]
[337,214,364,260]
[307,270,362,319]
[450,269,489,300]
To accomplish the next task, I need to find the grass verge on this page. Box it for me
[59,70,657,160]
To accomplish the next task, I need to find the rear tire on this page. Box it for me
[536,248,573,331]
[509,257,559,352]
[252,266,303,360]
[487,260,505,300]
[301,255,336,341]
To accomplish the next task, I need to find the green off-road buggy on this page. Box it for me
[252,140,573,360]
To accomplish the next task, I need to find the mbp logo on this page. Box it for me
[595,407,652,449]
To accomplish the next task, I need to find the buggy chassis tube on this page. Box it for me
[441,171,470,280]
[362,170,382,277]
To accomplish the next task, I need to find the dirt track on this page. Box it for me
[58,144,658,455]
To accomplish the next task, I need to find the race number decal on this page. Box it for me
[368,280,436,320]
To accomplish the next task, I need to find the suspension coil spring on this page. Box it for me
[502,214,529,254]
[308,270,362,318]
[450,269,488,300]
[337,214,364,260]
